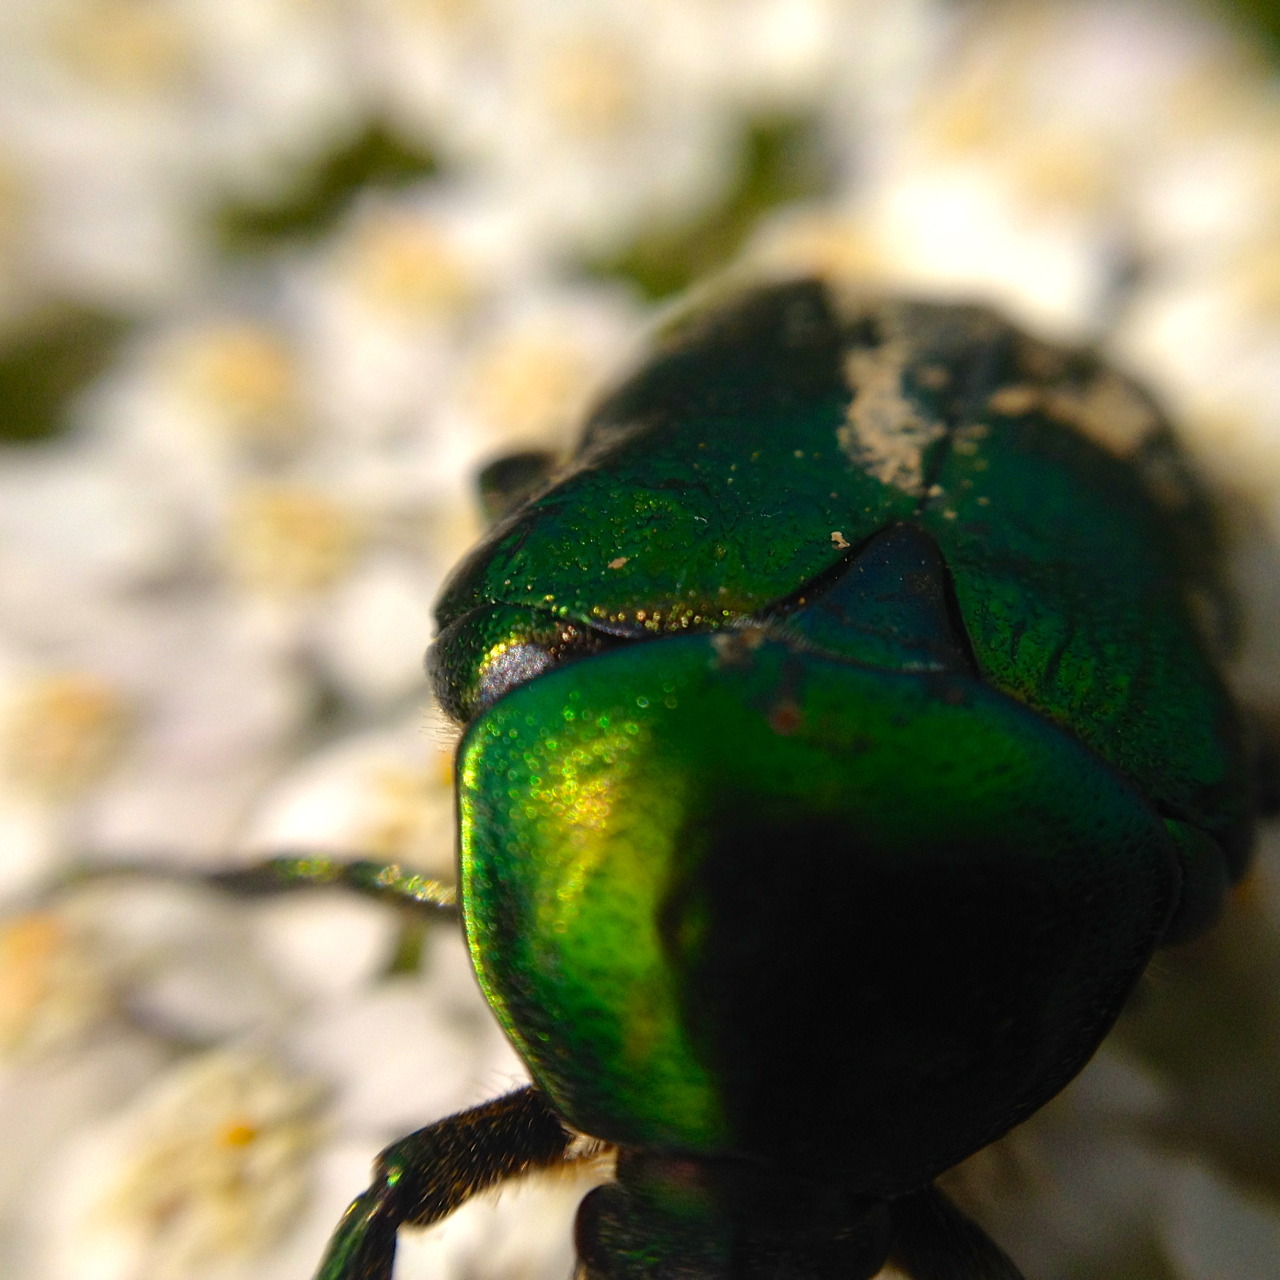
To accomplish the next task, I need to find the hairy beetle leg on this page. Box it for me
[316,1086,605,1280]
[888,1185,1026,1280]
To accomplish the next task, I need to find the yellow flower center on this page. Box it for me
[175,324,302,450]
[0,911,112,1058]
[218,1120,259,1149]
[345,214,476,317]
[3,673,129,798]
[94,1053,324,1272]
[0,914,62,1047]
[465,330,593,441]
[53,0,193,96]
[542,36,639,138]
[227,484,361,595]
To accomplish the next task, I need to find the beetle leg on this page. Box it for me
[886,1184,1025,1280]
[316,1086,603,1280]
[53,854,458,919]
[206,855,457,915]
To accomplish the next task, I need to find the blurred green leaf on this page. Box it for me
[1212,0,1280,55]
[217,122,438,252]
[0,309,127,444]
[385,917,430,976]
[592,113,832,301]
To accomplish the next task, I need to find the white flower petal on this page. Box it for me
[249,893,399,1005]
[45,1047,326,1280]
[243,713,458,876]
[310,554,437,707]
[292,972,479,1132]
[1161,1160,1280,1280]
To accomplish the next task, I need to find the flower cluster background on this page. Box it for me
[3,1,1280,1278]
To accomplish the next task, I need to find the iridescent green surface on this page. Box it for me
[437,282,1246,845]
[460,635,1179,1192]
[435,279,1256,1197]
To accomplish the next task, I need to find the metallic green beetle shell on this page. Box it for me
[431,279,1254,1197]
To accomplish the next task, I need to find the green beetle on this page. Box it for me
[314,278,1262,1280]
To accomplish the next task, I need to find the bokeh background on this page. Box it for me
[4,1,1280,1277]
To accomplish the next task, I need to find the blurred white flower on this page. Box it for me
[243,711,458,877]
[0,144,43,328]
[1132,98,1280,265]
[0,664,128,794]
[0,1032,168,1279]
[1160,1159,1280,1280]
[0,0,359,310]
[223,479,366,598]
[247,892,400,1006]
[738,203,893,290]
[310,552,440,707]
[0,909,115,1061]
[353,0,506,155]
[47,1048,325,1280]
[127,315,308,460]
[0,437,191,615]
[945,1045,1172,1279]
[646,0,856,114]
[429,278,644,483]
[0,650,134,899]
[394,1164,603,1280]
[286,184,541,492]
[1116,240,1280,503]
[61,879,296,1044]
[0,549,307,868]
[294,966,483,1136]
[406,0,741,254]
[823,0,1264,336]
